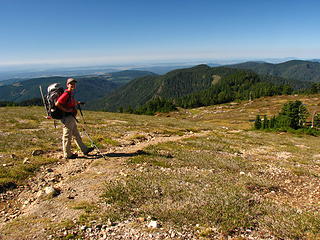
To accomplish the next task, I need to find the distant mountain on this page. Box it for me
[0,76,118,103]
[0,63,219,81]
[0,78,25,87]
[0,70,156,86]
[106,70,157,84]
[0,67,119,82]
[227,60,320,83]
[92,65,294,112]
[0,70,156,103]
[132,63,220,74]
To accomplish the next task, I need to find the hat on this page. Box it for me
[67,78,77,84]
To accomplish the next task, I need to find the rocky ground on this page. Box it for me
[0,131,216,240]
[1,96,320,239]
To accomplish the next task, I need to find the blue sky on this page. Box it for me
[1,0,320,67]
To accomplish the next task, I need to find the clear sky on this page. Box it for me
[1,0,320,67]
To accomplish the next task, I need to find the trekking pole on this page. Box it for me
[78,102,86,124]
[77,104,107,160]
[39,86,49,116]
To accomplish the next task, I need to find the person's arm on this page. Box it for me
[55,101,74,112]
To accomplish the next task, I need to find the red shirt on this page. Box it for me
[57,90,76,108]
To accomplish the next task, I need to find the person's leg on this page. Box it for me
[62,116,73,158]
[71,117,89,154]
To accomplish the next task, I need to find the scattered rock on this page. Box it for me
[158,150,173,158]
[137,217,146,222]
[107,219,116,226]
[3,163,14,167]
[44,186,60,198]
[67,195,75,199]
[80,225,87,231]
[147,220,161,228]
[32,150,45,156]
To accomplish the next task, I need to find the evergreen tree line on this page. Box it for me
[124,71,293,115]
[254,100,316,132]
[301,82,320,94]
[120,98,177,115]
[175,71,292,108]
[0,98,43,107]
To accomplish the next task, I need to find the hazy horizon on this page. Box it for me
[1,0,320,71]
[0,57,307,73]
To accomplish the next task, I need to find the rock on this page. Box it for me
[3,163,13,167]
[147,220,161,228]
[23,158,30,164]
[137,217,146,222]
[107,219,116,226]
[67,195,75,199]
[44,186,60,197]
[32,150,45,156]
[11,154,17,159]
[158,150,173,158]
[80,225,87,231]
[95,224,102,230]
[35,191,43,198]
[240,171,246,175]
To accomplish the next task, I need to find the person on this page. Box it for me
[55,78,94,159]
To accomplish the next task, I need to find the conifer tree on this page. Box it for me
[279,100,308,129]
[270,116,276,128]
[254,115,262,129]
[262,115,269,129]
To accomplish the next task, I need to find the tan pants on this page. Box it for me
[61,115,88,158]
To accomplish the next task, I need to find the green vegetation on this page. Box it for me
[0,106,206,192]
[102,133,320,239]
[229,60,320,83]
[0,107,59,191]
[0,70,155,105]
[1,94,320,239]
[128,97,177,115]
[102,65,297,114]
[0,98,43,107]
[175,71,291,108]
[254,100,320,135]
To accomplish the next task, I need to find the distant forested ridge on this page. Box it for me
[174,70,291,109]
[228,60,320,83]
[0,70,156,104]
[94,65,297,114]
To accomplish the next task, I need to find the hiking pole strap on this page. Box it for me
[78,104,86,124]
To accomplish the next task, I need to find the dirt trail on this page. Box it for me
[0,131,208,240]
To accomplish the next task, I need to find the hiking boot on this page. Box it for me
[84,147,94,155]
[65,153,78,159]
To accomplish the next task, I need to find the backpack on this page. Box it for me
[46,83,66,119]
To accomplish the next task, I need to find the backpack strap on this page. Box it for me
[64,90,73,105]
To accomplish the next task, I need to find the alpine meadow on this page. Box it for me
[1,0,320,239]
[0,87,320,239]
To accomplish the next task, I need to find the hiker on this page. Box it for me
[55,78,94,159]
